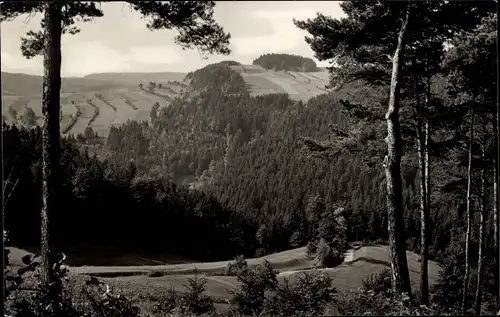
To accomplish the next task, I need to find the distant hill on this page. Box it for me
[84,72,187,86]
[1,62,330,138]
[252,53,320,72]
[185,63,247,94]
[1,72,135,96]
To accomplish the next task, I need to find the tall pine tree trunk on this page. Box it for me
[462,101,475,315]
[420,79,432,306]
[0,11,4,311]
[417,120,429,305]
[474,131,486,315]
[41,0,62,290]
[384,6,412,296]
[495,94,500,310]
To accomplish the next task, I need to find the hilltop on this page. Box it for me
[1,56,330,139]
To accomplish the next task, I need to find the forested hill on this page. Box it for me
[4,58,461,266]
[185,63,248,94]
[84,62,452,257]
[252,53,320,72]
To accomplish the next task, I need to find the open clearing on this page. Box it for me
[9,242,439,316]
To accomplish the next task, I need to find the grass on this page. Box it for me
[25,244,439,316]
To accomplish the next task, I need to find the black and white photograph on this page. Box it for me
[0,1,498,316]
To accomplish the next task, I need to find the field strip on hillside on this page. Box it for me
[290,71,312,83]
[62,95,84,134]
[89,96,117,138]
[264,74,300,95]
[241,65,266,74]
[94,93,118,111]
[283,71,297,79]
[139,88,174,102]
[70,110,92,135]
[66,95,93,135]
[128,91,167,110]
[309,71,330,81]
[155,85,178,95]
[134,88,176,102]
[60,95,78,116]
[106,96,138,126]
[298,72,328,84]
[242,74,286,95]
[293,72,330,87]
[116,92,139,110]
[86,98,100,126]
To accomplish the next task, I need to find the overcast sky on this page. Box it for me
[1,1,344,77]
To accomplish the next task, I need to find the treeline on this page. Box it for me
[185,63,248,94]
[252,53,319,72]
[2,124,256,263]
[99,66,433,258]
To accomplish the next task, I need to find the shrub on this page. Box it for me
[314,238,345,268]
[225,255,248,276]
[229,260,278,316]
[5,251,82,317]
[305,241,317,259]
[178,270,215,315]
[154,270,214,316]
[154,287,178,314]
[82,277,141,317]
[304,203,349,268]
[361,268,392,294]
[335,291,449,316]
[4,245,141,317]
[263,270,336,316]
[289,230,306,248]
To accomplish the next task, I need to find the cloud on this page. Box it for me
[231,9,319,57]
[61,41,132,75]
[1,50,44,74]
[61,41,185,76]
[1,2,345,76]
[127,45,183,65]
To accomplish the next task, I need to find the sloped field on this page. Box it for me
[100,91,138,127]
[84,72,187,86]
[241,73,287,96]
[64,244,440,314]
[234,66,330,100]
[10,243,439,316]
[89,95,117,138]
[3,66,331,135]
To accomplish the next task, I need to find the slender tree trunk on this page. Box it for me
[417,121,429,305]
[0,4,5,311]
[495,93,500,310]
[41,0,62,295]
[414,71,429,306]
[462,102,475,315]
[384,7,412,297]
[474,133,486,315]
[424,83,431,227]
[421,79,432,306]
